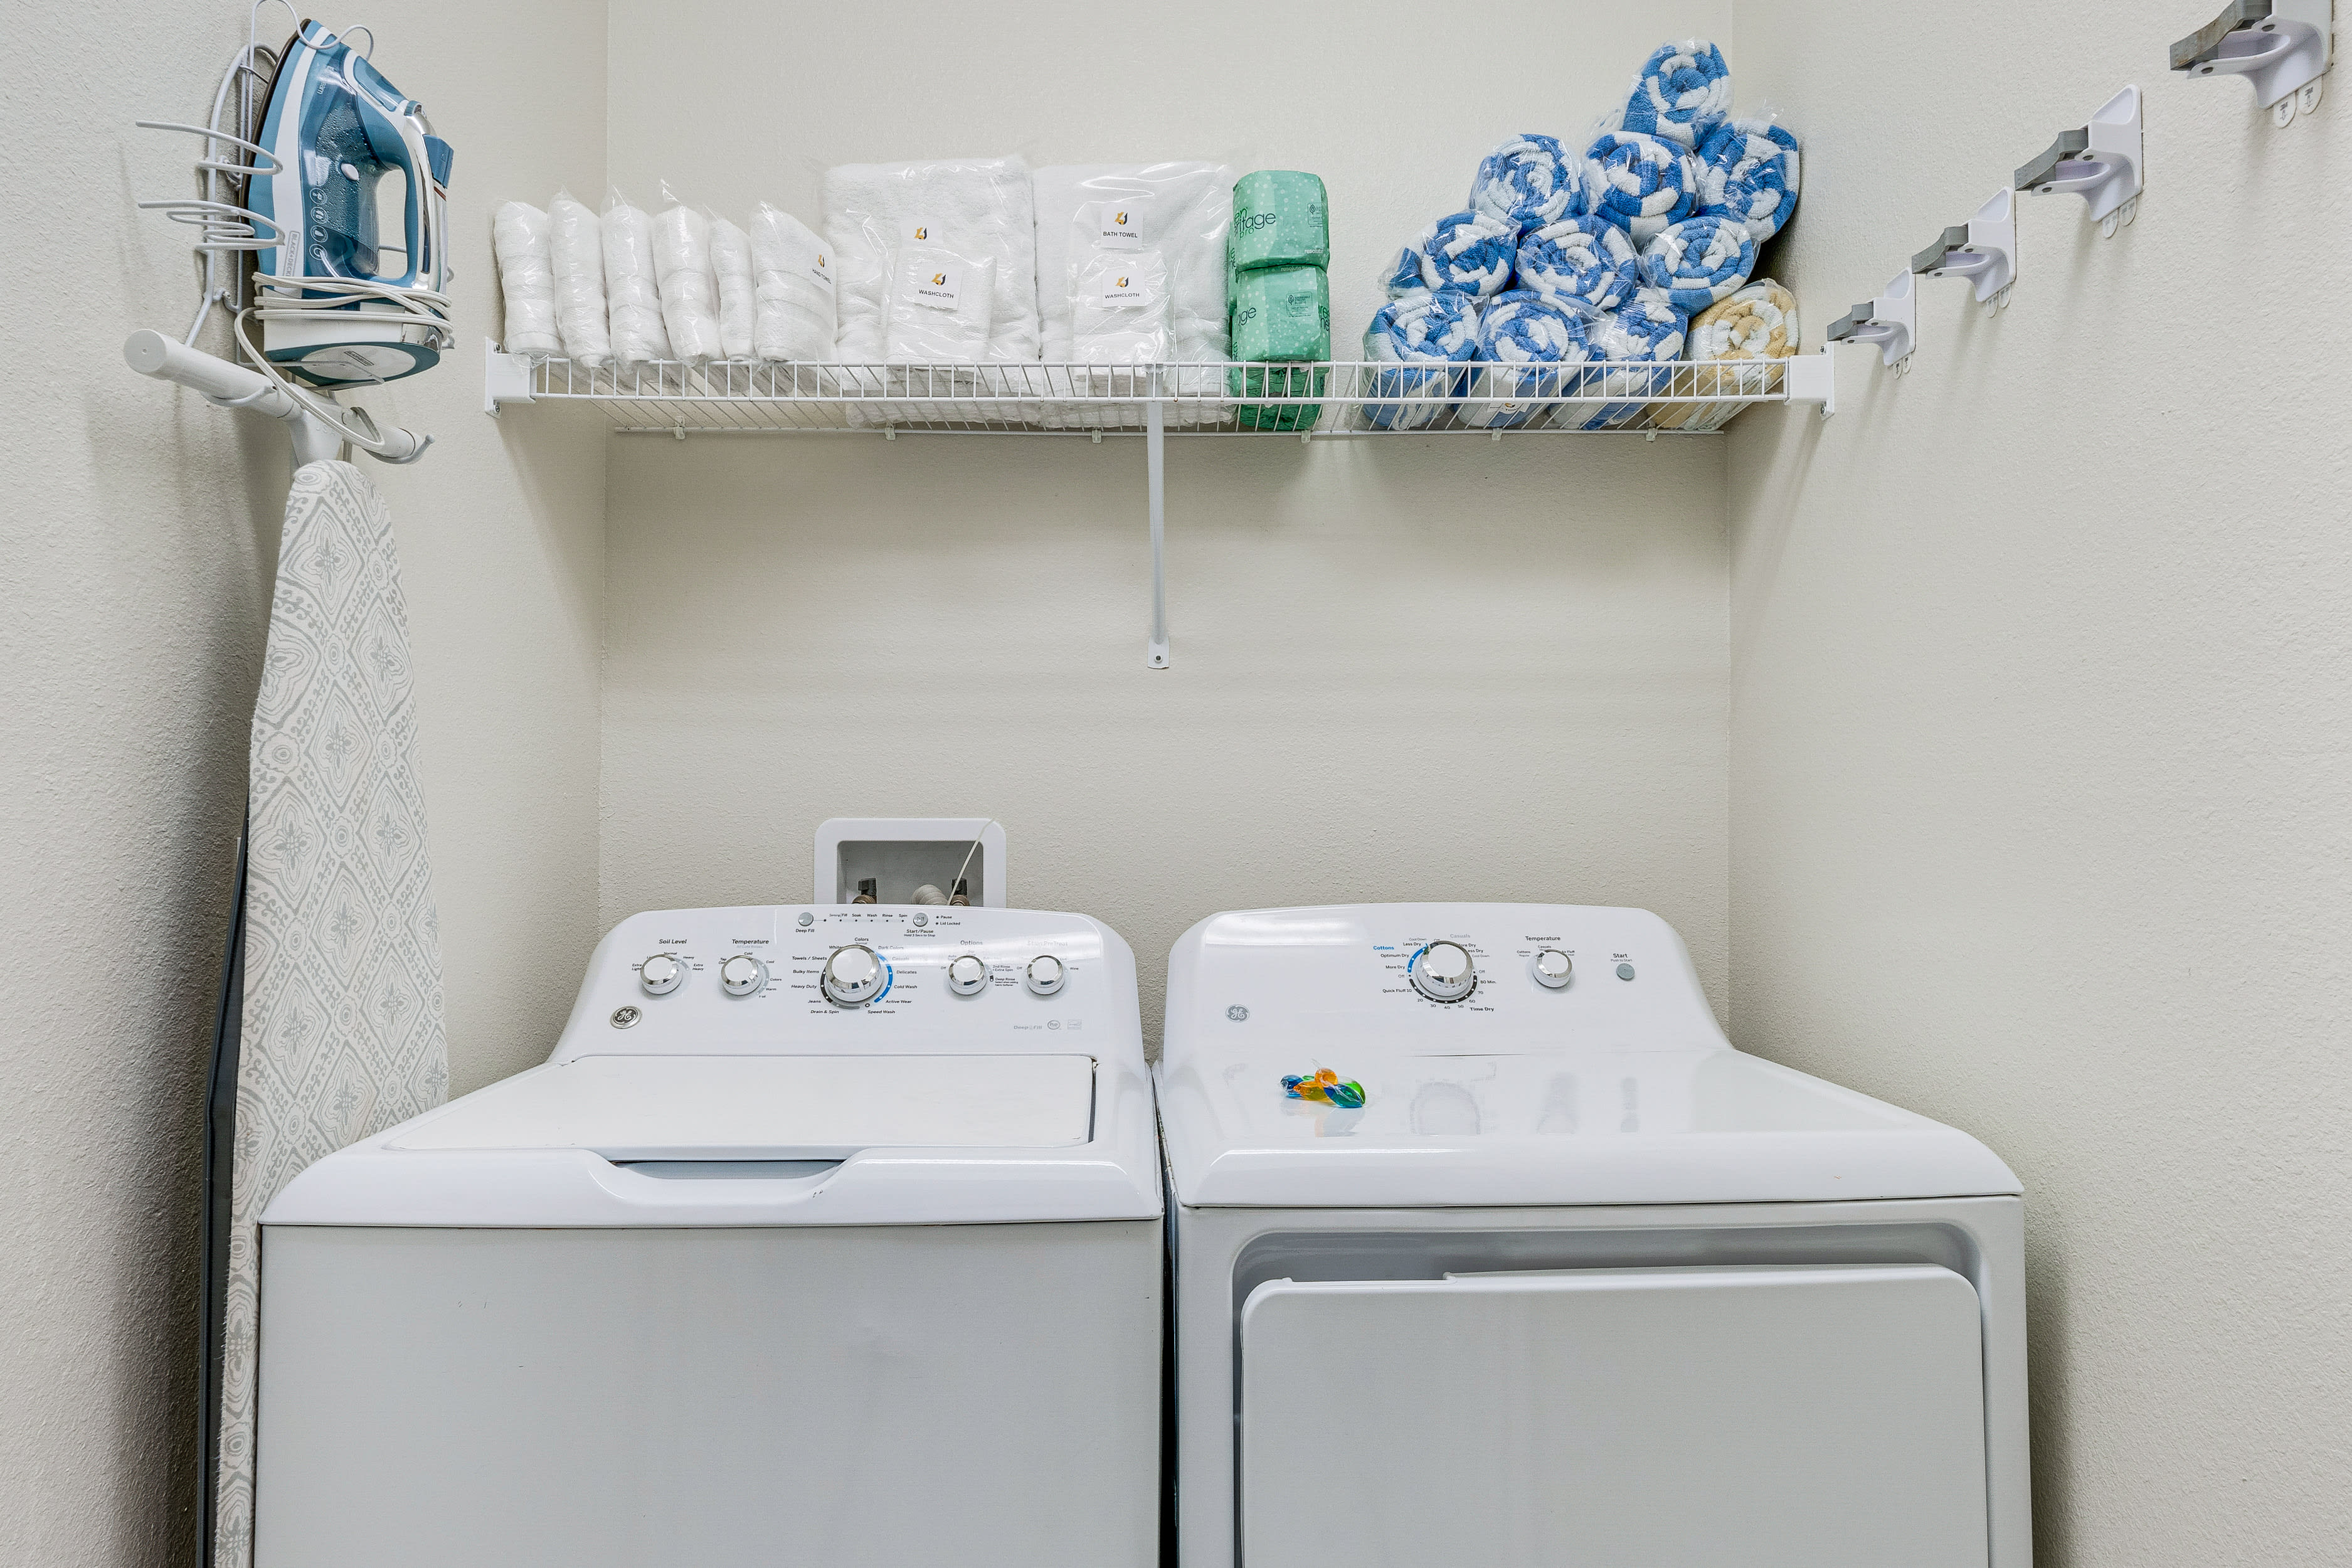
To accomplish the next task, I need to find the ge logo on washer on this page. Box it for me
[1227,1005,1249,1022]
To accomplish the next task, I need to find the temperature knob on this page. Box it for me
[1409,941,1477,1002]
[1531,949,1574,989]
[1025,955,1066,996]
[639,953,684,996]
[822,945,887,1006]
[946,954,990,995]
[719,954,768,997]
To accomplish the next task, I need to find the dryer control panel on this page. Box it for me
[552,905,1134,1060]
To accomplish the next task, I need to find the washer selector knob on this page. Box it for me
[1531,949,1574,989]
[1410,941,1478,1002]
[1025,955,1066,996]
[822,945,887,1006]
[946,954,990,995]
[639,953,685,996]
[719,954,768,997]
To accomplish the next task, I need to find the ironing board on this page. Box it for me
[208,459,448,1567]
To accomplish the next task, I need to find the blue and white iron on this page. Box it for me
[246,19,453,387]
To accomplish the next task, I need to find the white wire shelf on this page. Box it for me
[485,351,1834,437]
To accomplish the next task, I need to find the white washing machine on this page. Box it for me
[255,904,1161,1568]
[1160,903,2028,1568]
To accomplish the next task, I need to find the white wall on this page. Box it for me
[1727,3,2352,1562]
[0,4,605,1562]
[594,0,1738,1035]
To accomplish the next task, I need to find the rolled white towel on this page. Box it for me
[491,201,559,356]
[749,201,836,363]
[823,156,1039,364]
[600,188,670,368]
[652,184,721,366]
[548,189,610,366]
[709,212,755,361]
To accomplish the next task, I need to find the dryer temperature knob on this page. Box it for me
[947,954,990,995]
[718,954,768,997]
[822,945,887,1006]
[1025,955,1066,996]
[639,953,684,996]
[1532,949,1573,988]
[1409,941,1477,1002]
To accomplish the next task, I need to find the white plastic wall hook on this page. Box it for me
[1826,270,1917,372]
[483,337,534,416]
[2016,85,2144,236]
[2172,0,2331,121]
[1913,188,2018,312]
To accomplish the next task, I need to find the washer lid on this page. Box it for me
[388,1054,1095,1159]
[1157,1046,2020,1208]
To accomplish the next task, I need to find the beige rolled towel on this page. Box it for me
[1665,277,1798,429]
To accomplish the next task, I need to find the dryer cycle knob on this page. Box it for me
[822,945,887,1006]
[1409,941,1477,1002]
[946,954,990,995]
[639,953,684,996]
[719,954,768,997]
[1025,955,1066,996]
[1531,949,1574,989]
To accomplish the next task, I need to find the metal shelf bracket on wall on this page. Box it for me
[1826,271,1917,374]
[2173,0,2331,124]
[1145,388,1170,670]
[1913,188,2018,314]
[2016,85,2144,238]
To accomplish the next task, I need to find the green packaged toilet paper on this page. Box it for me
[1229,266,1330,363]
[1227,363,1327,431]
[1231,170,1329,272]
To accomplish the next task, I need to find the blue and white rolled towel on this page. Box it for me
[1697,117,1801,243]
[1382,209,1517,298]
[1460,290,1592,430]
[1582,132,1698,245]
[1609,40,1733,151]
[1578,286,1688,428]
[1639,215,1756,314]
[1364,289,1482,430]
[1517,216,1640,313]
[1469,134,1583,234]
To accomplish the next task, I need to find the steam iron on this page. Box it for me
[247,19,452,386]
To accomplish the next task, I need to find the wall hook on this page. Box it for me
[1826,270,1917,373]
[2172,0,2331,124]
[1913,189,2018,315]
[2016,85,2144,237]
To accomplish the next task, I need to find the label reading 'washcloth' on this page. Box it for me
[1231,170,1330,272]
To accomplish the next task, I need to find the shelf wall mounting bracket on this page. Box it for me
[1146,392,1170,670]
[484,338,534,416]
[1826,270,1917,373]
[1783,351,1836,416]
[2173,0,2330,124]
[2016,85,2144,236]
[1913,188,2018,314]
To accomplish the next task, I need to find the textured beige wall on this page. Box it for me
[594,0,1738,1037]
[1726,4,2352,1562]
[0,4,606,1562]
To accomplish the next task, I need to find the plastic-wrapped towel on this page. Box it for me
[1516,216,1640,313]
[749,201,835,364]
[549,190,610,366]
[709,213,755,361]
[1382,209,1515,299]
[1461,290,1591,430]
[1578,286,1688,428]
[1608,39,1733,151]
[823,156,1038,364]
[1697,117,1802,244]
[491,201,559,356]
[1639,215,1756,313]
[1364,289,1480,430]
[1068,249,1172,365]
[1584,132,1698,244]
[652,186,721,366]
[600,188,670,368]
[1688,277,1799,363]
[1468,134,1582,235]
[885,246,997,361]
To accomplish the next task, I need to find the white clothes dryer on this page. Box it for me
[255,904,1161,1568]
[1159,904,2028,1568]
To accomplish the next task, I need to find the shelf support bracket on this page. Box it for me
[1826,271,1917,374]
[1913,188,2018,313]
[2016,85,2144,236]
[1146,392,1170,669]
[484,337,534,416]
[1783,350,1836,416]
[2173,0,2330,122]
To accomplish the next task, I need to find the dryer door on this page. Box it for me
[1239,1264,1988,1568]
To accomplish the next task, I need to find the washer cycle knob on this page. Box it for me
[639,953,684,996]
[1025,955,1066,996]
[822,945,887,1006]
[1409,941,1477,1002]
[947,954,990,995]
[1532,949,1574,989]
[719,954,768,997]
